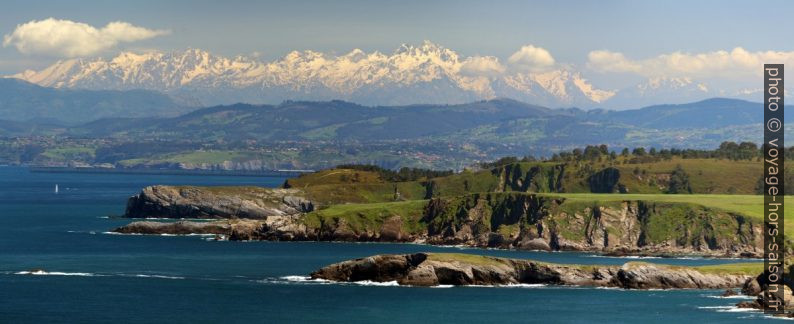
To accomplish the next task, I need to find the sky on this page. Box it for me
[2,0,794,89]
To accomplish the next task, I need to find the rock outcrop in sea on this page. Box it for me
[124,185,314,219]
[309,253,752,289]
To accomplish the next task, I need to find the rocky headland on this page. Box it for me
[115,185,765,258]
[124,185,314,219]
[309,253,753,289]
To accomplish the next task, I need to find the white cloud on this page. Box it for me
[586,50,642,73]
[507,44,555,70]
[587,47,794,79]
[3,18,169,57]
[460,56,505,76]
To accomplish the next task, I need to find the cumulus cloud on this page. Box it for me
[460,56,505,76]
[3,18,169,57]
[587,47,794,79]
[587,50,642,73]
[507,44,555,70]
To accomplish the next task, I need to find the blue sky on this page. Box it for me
[2,0,793,89]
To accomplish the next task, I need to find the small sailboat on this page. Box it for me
[55,184,59,194]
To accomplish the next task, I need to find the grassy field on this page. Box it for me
[543,193,792,233]
[117,150,299,167]
[616,158,760,194]
[693,262,763,276]
[40,146,96,160]
[302,200,429,234]
[286,169,385,187]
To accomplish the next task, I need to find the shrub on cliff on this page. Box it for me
[667,165,692,194]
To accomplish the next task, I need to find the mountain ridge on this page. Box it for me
[9,42,740,109]
[0,78,192,124]
[56,97,768,148]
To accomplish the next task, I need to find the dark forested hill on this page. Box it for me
[59,97,768,149]
[0,78,192,124]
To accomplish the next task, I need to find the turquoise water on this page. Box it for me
[0,167,775,323]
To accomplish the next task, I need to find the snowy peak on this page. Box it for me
[10,43,624,107]
[602,77,717,109]
[636,77,709,94]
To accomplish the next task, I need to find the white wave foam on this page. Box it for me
[586,254,662,259]
[275,275,333,284]
[763,314,794,321]
[102,232,215,237]
[102,231,141,235]
[436,244,471,249]
[268,276,399,286]
[133,274,185,280]
[587,254,761,261]
[15,270,97,276]
[463,283,547,288]
[351,280,400,286]
[698,305,758,313]
[13,270,185,279]
[504,283,547,288]
[125,217,219,221]
[271,276,551,289]
[705,295,755,300]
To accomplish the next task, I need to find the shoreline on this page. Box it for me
[109,220,765,260]
[309,252,756,289]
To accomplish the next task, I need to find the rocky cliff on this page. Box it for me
[734,260,794,317]
[421,193,763,257]
[119,189,763,257]
[124,185,314,219]
[310,253,751,289]
[493,163,565,193]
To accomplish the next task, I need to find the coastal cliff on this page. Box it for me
[420,193,762,257]
[309,253,753,289]
[124,185,314,219]
[118,187,763,258]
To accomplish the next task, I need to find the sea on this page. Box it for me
[0,166,781,323]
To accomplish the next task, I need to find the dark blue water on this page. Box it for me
[0,167,774,323]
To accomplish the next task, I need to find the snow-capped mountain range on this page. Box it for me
[8,41,733,108]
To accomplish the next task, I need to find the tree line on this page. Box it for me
[335,164,453,182]
[481,141,772,168]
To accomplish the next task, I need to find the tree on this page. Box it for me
[572,148,583,160]
[667,165,692,194]
[583,145,602,161]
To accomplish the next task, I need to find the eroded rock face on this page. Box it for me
[113,215,418,243]
[310,253,751,289]
[113,220,232,235]
[422,193,763,258]
[124,185,314,219]
[118,187,763,258]
[614,263,748,289]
